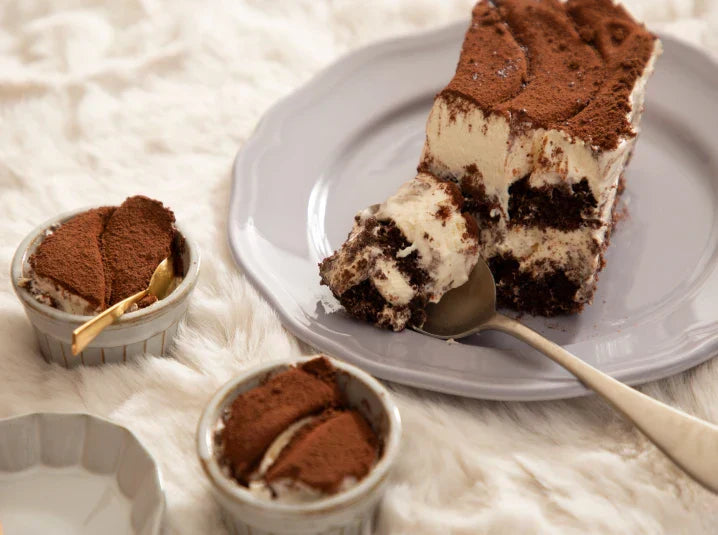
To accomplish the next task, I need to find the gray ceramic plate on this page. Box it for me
[228,22,718,400]
[0,413,164,535]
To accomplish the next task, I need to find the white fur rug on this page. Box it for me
[2,1,717,533]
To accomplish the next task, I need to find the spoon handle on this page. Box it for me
[485,312,718,493]
[71,289,148,355]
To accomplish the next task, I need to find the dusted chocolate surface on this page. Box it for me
[221,358,344,481]
[443,0,657,149]
[265,410,378,494]
[28,195,179,312]
[102,196,177,306]
[219,357,380,498]
[564,0,658,149]
[445,1,528,108]
[30,207,115,310]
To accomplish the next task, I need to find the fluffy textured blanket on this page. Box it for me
[1,1,717,533]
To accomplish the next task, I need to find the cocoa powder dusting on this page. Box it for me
[564,0,657,149]
[494,0,606,129]
[30,207,115,309]
[220,357,382,495]
[102,196,177,305]
[221,358,344,481]
[265,410,379,494]
[444,1,527,110]
[440,0,657,150]
[29,195,180,311]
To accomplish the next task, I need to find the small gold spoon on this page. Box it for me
[72,257,175,355]
[414,258,718,493]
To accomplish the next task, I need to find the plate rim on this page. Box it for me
[228,21,718,401]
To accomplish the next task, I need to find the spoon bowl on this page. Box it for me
[417,259,496,339]
[147,257,177,300]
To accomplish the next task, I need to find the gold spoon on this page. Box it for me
[414,258,718,493]
[72,257,175,355]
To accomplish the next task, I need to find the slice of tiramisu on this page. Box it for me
[420,0,661,314]
[319,173,479,331]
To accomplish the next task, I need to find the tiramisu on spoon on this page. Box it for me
[415,258,718,493]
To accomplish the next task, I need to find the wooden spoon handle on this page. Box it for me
[71,289,148,355]
[485,312,718,493]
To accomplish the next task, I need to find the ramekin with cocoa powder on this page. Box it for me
[197,355,402,535]
[11,205,200,368]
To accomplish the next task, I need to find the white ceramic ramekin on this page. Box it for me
[0,412,164,534]
[11,207,200,368]
[197,355,402,535]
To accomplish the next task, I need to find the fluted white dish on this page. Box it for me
[11,206,200,368]
[197,356,402,535]
[0,412,164,535]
